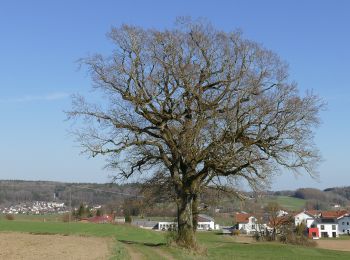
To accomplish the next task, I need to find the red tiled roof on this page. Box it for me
[321,210,348,219]
[235,213,251,223]
[87,215,113,223]
[197,214,214,222]
[305,210,321,217]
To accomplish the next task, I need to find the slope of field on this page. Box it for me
[266,195,306,211]
[1,218,350,259]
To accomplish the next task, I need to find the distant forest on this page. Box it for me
[0,180,140,207]
[1,180,350,214]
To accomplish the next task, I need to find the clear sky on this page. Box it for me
[0,0,349,190]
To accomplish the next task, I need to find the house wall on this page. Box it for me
[317,223,338,238]
[308,227,319,238]
[306,218,316,228]
[338,216,350,234]
[158,221,177,230]
[295,212,315,228]
[197,221,215,230]
[237,217,262,234]
[158,221,216,231]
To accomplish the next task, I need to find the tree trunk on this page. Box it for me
[192,193,199,232]
[176,192,197,248]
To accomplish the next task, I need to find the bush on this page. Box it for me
[125,215,132,223]
[279,233,316,247]
[62,213,71,222]
[5,214,15,220]
[96,209,103,216]
[165,230,178,246]
[232,229,240,236]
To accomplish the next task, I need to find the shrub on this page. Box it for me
[125,215,132,223]
[279,233,316,247]
[5,214,15,220]
[165,230,178,246]
[96,209,103,216]
[62,213,71,222]
[232,229,240,236]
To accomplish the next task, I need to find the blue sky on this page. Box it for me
[0,0,349,190]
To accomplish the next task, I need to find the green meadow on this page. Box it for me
[265,196,306,211]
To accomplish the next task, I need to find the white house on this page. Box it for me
[158,221,177,231]
[294,210,345,238]
[317,220,338,238]
[337,214,350,235]
[234,213,262,234]
[319,210,349,237]
[157,214,218,231]
[277,210,289,217]
[294,211,318,228]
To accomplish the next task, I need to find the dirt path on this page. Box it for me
[122,242,144,260]
[0,232,111,260]
[121,241,175,260]
[152,247,175,260]
[316,240,350,252]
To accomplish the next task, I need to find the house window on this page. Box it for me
[342,222,345,225]
[321,232,328,238]
[332,225,336,230]
[347,222,349,225]
[321,225,325,230]
[343,229,345,232]
[252,225,255,229]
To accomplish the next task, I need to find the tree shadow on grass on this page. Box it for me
[118,239,166,247]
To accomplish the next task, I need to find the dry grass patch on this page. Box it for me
[0,232,112,260]
[316,240,350,252]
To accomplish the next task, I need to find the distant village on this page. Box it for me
[230,209,350,239]
[2,200,349,240]
[1,182,350,241]
[0,201,68,215]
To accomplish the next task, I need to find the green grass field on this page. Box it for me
[1,217,350,259]
[0,213,62,222]
[266,196,306,211]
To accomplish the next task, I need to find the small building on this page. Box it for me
[308,227,319,238]
[114,216,126,223]
[158,221,177,231]
[133,220,159,229]
[317,219,338,238]
[197,214,216,230]
[295,210,345,238]
[294,210,318,228]
[337,214,350,235]
[157,214,218,231]
[234,213,259,234]
[318,210,348,237]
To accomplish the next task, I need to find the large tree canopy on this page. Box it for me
[69,19,323,248]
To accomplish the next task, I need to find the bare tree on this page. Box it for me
[68,18,323,248]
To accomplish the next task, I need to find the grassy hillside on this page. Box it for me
[265,195,306,211]
[1,217,350,259]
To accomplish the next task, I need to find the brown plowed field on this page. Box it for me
[316,239,350,252]
[0,232,112,260]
